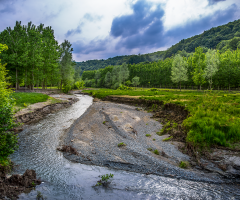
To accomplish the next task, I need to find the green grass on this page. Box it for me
[118,142,126,147]
[163,136,173,141]
[83,88,240,150]
[11,92,49,107]
[153,149,160,155]
[179,161,190,168]
[145,134,151,137]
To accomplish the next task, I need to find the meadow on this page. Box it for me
[84,87,240,150]
[11,92,49,108]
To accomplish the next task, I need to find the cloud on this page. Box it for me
[165,3,238,42]
[83,13,103,22]
[72,37,109,54]
[208,0,226,5]
[65,22,83,37]
[110,0,165,49]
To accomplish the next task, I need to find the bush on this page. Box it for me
[0,44,18,166]
[153,149,160,155]
[118,142,126,147]
[62,84,72,93]
[117,84,133,90]
[179,161,190,168]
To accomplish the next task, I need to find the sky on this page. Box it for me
[0,0,239,62]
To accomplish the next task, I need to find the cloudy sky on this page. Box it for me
[0,0,239,62]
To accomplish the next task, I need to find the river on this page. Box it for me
[11,95,240,200]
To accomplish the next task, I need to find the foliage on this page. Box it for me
[145,134,151,137]
[153,149,160,155]
[171,54,188,91]
[75,79,85,89]
[95,174,114,186]
[118,142,126,147]
[117,85,133,90]
[132,76,140,87]
[0,21,63,90]
[204,49,219,89]
[179,161,190,169]
[0,43,18,165]
[162,136,173,141]
[192,47,206,90]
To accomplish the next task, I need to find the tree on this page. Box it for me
[132,76,140,89]
[204,49,219,90]
[192,47,206,90]
[0,43,18,165]
[104,71,111,88]
[171,54,188,91]
[59,40,75,91]
[94,70,101,87]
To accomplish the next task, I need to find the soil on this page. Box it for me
[0,166,41,200]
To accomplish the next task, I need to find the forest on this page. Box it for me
[82,47,240,90]
[0,21,81,92]
[77,19,240,74]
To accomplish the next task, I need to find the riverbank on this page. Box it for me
[60,97,240,183]
[0,91,80,199]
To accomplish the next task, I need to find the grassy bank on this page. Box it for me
[83,88,240,150]
[11,92,50,108]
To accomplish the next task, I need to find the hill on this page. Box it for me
[76,19,240,73]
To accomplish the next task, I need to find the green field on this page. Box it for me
[11,92,50,108]
[84,88,240,150]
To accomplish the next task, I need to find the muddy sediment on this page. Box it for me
[15,97,78,125]
[0,167,41,200]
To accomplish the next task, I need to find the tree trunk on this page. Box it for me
[180,82,181,91]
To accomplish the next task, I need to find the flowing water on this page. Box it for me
[11,95,240,200]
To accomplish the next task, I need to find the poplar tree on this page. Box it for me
[171,54,188,91]
[204,49,219,90]
[104,71,111,88]
[192,47,206,90]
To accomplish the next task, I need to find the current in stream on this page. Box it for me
[10,95,239,200]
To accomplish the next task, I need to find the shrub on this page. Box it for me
[179,161,190,168]
[118,142,126,147]
[117,84,133,90]
[153,149,160,155]
[95,173,114,186]
[62,84,72,93]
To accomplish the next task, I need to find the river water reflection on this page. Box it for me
[11,95,240,199]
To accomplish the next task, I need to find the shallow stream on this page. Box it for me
[11,95,240,199]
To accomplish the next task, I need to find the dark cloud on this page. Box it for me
[208,0,226,5]
[110,0,164,49]
[111,0,164,39]
[72,38,108,54]
[65,22,83,37]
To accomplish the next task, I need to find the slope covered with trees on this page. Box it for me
[77,19,240,74]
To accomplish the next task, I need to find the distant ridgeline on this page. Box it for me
[77,19,240,73]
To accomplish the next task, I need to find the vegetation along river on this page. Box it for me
[10,95,240,200]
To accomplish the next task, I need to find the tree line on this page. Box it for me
[82,47,240,90]
[0,21,79,91]
[77,19,240,74]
